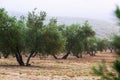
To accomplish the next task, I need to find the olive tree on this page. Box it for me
[85,37,97,56]
[79,21,96,57]
[0,8,26,66]
[62,24,80,59]
[40,18,66,59]
[96,38,109,52]
[71,21,95,58]
[62,21,95,59]
[25,9,46,66]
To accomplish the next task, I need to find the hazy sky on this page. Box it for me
[0,0,120,22]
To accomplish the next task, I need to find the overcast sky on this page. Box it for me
[0,0,120,22]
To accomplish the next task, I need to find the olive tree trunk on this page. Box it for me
[26,52,34,66]
[15,47,24,66]
[62,51,70,59]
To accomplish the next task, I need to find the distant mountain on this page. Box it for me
[46,16,120,39]
[7,11,120,39]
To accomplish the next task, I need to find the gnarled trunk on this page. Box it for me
[26,52,34,66]
[52,54,58,59]
[15,47,24,66]
[0,53,1,59]
[62,51,70,59]
[74,53,80,58]
[32,52,37,57]
[15,52,24,66]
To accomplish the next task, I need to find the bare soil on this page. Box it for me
[0,51,117,80]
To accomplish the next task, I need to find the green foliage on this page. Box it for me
[93,60,120,80]
[93,63,105,76]
[0,8,101,65]
[41,19,66,55]
[81,21,95,38]
[62,21,96,58]
[0,8,8,28]
[25,9,46,53]
[114,5,120,55]
[0,8,25,53]
[93,5,120,80]
[79,21,95,52]
[96,38,109,52]
[114,59,120,74]
[0,8,26,65]
[65,24,80,52]
[27,8,46,28]
[70,26,83,56]
[115,5,120,20]
[85,37,97,53]
[113,35,120,55]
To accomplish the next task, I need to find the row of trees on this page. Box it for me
[0,8,112,66]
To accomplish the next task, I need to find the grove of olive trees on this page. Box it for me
[0,8,111,66]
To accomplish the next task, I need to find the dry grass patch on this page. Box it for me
[0,52,116,80]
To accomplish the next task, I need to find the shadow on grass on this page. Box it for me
[0,64,63,70]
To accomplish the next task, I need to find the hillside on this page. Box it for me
[46,16,120,39]
[8,11,120,39]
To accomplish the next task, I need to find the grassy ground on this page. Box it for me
[0,51,117,80]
